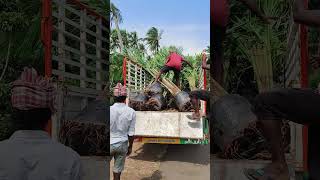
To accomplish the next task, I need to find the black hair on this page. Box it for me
[114,96,126,103]
[12,108,52,130]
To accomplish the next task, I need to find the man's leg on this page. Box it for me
[156,66,170,82]
[188,90,210,120]
[113,172,121,180]
[155,71,163,82]
[112,142,128,180]
[173,70,180,88]
[252,88,320,178]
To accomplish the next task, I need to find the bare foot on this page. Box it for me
[187,113,201,121]
[259,163,289,180]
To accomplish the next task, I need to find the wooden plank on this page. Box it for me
[53,25,80,41]
[53,0,107,38]
[53,12,81,30]
[53,25,108,54]
[52,40,107,65]
[53,11,107,42]
[68,85,100,95]
[58,1,66,81]
[53,0,81,17]
[134,65,138,90]
[52,56,106,73]
[53,69,105,84]
[128,61,132,87]
[96,18,102,90]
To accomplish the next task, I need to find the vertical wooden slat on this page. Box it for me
[96,18,102,90]
[80,9,86,89]
[135,64,138,90]
[144,71,146,88]
[80,9,87,110]
[58,0,65,81]
[128,61,132,89]
[140,68,143,89]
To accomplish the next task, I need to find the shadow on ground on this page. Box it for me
[130,143,210,165]
[140,170,163,180]
[129,144,168,162]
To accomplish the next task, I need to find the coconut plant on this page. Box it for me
[232,0,289,92]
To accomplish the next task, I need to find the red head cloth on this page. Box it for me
[11,67,56,112]
[113,83,127,97]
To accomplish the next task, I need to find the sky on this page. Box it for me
[111,0,210,56]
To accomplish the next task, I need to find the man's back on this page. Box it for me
[110,103,136,145]
[0,130,82,180]
[166,52,184,70]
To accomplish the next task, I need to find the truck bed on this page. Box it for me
[134,111,204,139]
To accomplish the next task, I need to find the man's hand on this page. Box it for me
[127,136,134,156]
[127,145,133,156]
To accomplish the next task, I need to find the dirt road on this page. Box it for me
[109,142,210,180]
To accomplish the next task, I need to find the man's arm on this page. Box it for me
[165,56,170,64]
[183,59,193,68]
[293,0,320,27]
[202,60,210,70]
[127,112,136,156]
[238,0,270,23]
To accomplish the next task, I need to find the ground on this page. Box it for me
[109,142,210,180]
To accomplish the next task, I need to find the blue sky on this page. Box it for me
[111,0,210,55]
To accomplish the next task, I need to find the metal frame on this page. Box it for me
[299,0,309,171]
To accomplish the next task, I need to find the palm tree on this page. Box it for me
[145,27,163,54]
[138,43,146,53]
[110,3,125,53]
[129,32,139,48]
[110,29,119,52]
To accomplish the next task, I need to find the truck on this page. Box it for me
[122,57,209,145]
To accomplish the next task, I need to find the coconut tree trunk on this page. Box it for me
[114,16,124,53]
[0,37,11,81]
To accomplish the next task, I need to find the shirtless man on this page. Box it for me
[245,1,320,179]
[187,0,270,120]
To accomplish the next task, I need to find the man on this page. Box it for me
[244,1,320,179]
[155,50,193,87]
[188,50,210,120]
[110,83,136,180]
[0,67,82,180]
